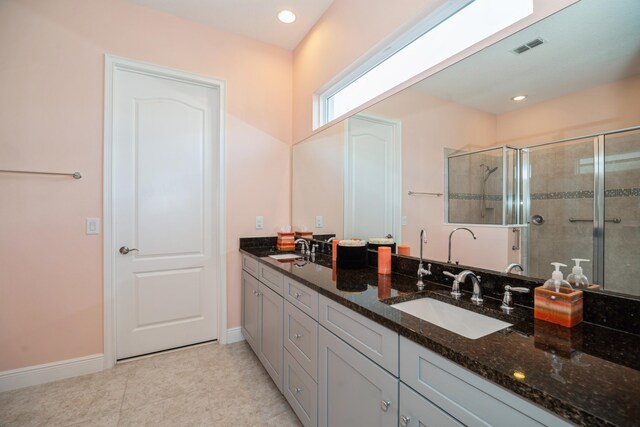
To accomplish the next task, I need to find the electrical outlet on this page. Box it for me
[315,215,323,228]
[255,216,264,230]
[86,218,100,235]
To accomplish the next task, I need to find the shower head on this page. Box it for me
[480,164,499,176]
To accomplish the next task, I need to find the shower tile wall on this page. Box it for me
[603,130,640,295]
[528,130,640,296]
[448,150,503,224]
[527,138,595,281]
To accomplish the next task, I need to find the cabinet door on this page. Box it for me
[399,383,462,427]
[241,270,259,354]
[318,326,398,427]
[259,283,284,393]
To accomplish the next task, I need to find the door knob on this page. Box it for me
[119,246,139,255]
[380,400,391,412]
[400,415,412,427]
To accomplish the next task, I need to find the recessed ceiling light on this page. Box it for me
[512,95,527,101]
[277,10,296,24]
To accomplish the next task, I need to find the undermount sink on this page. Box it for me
[268,253,304,261]
[391,298,512,340]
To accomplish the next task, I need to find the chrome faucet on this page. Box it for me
[447,227,477,264]
[417,229,432,289]
[445,270,483,304]
[295,238,310,255]
[504,263,524,274]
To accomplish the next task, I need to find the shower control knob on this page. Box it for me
[531,214,545,225]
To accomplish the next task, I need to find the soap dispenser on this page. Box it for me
[543,262,572,292]
[567,259,590,289]
[535,262,583,328]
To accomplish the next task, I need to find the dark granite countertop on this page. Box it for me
[240,247,640,427]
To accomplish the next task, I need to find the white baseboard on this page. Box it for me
[0,354,104,392]
[226,327,245,344]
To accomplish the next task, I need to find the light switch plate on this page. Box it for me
[86,218,100,235]
[315,215,323,228]
[255,216,264,230]
[401,216,408,226]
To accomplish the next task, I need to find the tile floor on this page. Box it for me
[0,342,302,426]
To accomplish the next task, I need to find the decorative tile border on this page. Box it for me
[451,188,640,201]
[531,190,593,200]
[449,193,503,201]
[531,188,640,200]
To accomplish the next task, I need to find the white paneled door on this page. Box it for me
[344,114,401,242]
[113,64,220,359]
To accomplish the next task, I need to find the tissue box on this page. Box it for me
[277,232,295,251]
[534,286,583,328]
[294,231,313,240]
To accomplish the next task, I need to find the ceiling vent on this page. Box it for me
[511,37,546,54]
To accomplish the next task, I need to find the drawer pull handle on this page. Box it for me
[400,415,411,427]
[293,333,302,340]
[380,400,391,412]
[294,387,302,394]
[294,292,302,299]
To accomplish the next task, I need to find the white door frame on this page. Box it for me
[103,55,227,369]
[344,113,402,242]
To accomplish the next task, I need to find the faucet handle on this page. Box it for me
[505,285,529,293]
[443,271,461,298]
[502,285,530,312]
[443,271,456,279]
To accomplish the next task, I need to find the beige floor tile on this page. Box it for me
[119,389,212,427]
[0,341,300,427]
[264,409,304,427]
[64,411,120,427]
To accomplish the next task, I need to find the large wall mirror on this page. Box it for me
[292,0,640,296]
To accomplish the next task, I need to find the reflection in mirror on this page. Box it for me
[447,146,520,225]
[292,0,640,296]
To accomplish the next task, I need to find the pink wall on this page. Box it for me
[497,75,640,146]
[362,88,502,265]
[0,0,291,371]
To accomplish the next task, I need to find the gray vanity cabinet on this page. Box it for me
[241,256,284,393]
[400,337,572,427]
[241,270,259,354]
[258,283,284,393]
[399,383,463,427]
[318,326,398,427]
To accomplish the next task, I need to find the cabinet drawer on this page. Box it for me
[319,295,398,375]
[258,263,284,295]
[242,254,259,277]
[285,278,318,320]
[284,349,318,427]
[399,382,462,427]
[285,301,318,381]
[400,337,571,427]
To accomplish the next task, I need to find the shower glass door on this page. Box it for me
[524,137,596,281]
[603,129,640,295]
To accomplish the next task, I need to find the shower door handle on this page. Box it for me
[512,228,520,251]
[568,217,621,223]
